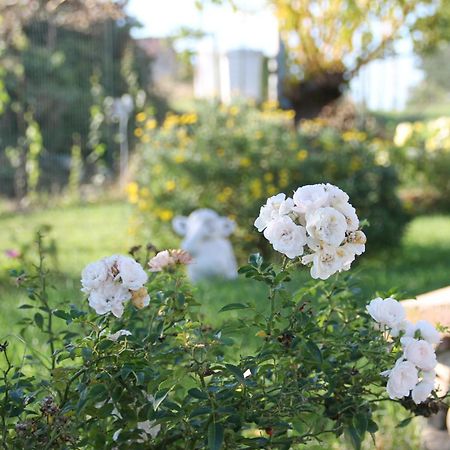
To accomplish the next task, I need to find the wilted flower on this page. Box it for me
[131,287,150,309]
[148,250,174,272]
[170,249,193,265]
[148,249,193,272]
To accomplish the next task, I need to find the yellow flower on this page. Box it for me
[126,182,139,203]
[342,130,367,142]
[141,135,150,143]
[136,112,146,122]
[262,100,278,111]
[279,169,289,188]
[267,185,278,196]
[165,180,176,192]
[229,106,240,116]
[239,157,251,168]
[158,209,174,221]
[146,119,157,129]
[296,149,308,161]
[163,113,180,130]
[254,131,263,139]
[174,154,185,164]
[134,128,143,138]
[180,112,198,125]
[127,182,139,195]
[285,110,296,120]
[249,179,262,198]
[216,148,225,157]
[264,172,274,182]
[216,187,233,203]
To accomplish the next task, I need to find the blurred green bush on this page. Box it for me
[129,102,408,257]
[392,117,450,212]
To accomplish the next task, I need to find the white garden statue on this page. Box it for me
[172,209,238,283]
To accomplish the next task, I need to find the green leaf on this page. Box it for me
[188,388,209,400]
[190,406,212,417]
[208,421,224,450]
[224,364,245,383]
[53,309,71,321]
[19,304,34,309]
[345,425,362,450]
[396,417,413,428]
[219,303,250,313]
[34,312,44,329]
[352,413,368,437]
[249,253,263,267]
[305,341,322,364]
[367,419,378,433]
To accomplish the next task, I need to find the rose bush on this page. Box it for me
[128,102,408,257]
[0,184,445,450]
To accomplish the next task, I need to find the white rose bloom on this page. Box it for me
[422,370,436,384]
[412,380,434,404]
[81,260,109,292]
[334,202,359,232]
[306,207,347,247]
[263,215,306,259]
[302,244,354,280]
[293,184,329,214]
[390,319,415,338]
[254,193,295,232]
[366,297,406,329]
[386,360,418,399]
[88,281,131,318]
[401,337,437,371]
[414,320,441,345]
[325,183,349,206]
[117,256,148,290]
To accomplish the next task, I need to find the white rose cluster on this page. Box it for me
[254,183,366,279]
[367,297,440,404]
[81,255,149,318]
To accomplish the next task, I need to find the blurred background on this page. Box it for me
[1,1,450,448]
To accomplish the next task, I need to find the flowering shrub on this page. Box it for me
[0,185,443,449]
[392,117,450,211]
[129,103,407,257]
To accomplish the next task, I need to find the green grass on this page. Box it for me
[1,202,449,327]
[0,201,448,450]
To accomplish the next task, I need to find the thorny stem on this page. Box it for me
[36,232,57,371]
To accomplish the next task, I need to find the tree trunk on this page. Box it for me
[285,72,347,122]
